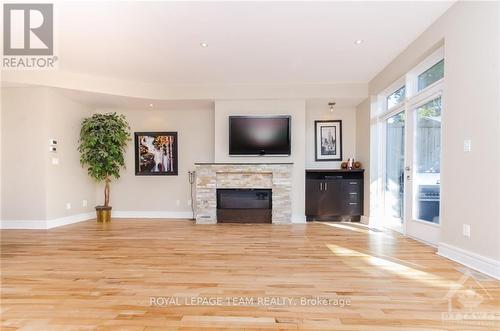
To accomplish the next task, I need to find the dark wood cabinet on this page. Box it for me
[305,169,364,221]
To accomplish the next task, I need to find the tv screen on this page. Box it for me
[229,116,291,155]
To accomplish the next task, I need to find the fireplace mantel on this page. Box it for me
[195,163,292,224]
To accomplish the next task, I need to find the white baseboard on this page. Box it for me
[360,215,370,225]
[112,211,193,219]
[1,212,94,230]
[438,242,500,280]
[291,214,307,224]
[46,212,95,229]
[0,219,47,229]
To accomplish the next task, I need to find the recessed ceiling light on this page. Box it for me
[354,39,364,45]
[200,42,208,48]
[149,103,154,108]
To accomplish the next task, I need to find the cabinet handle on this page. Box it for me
[349,192,358,195]
[319,182,323,191]
[325,182,328,191]
[349,202,358,205]
[349,182,357,185]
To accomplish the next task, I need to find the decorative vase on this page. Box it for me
[96,206,112,223]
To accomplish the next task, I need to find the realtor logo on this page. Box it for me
[442,271,498,326]
[3,3,53,55]
[2,3,57,69]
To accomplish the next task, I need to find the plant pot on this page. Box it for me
[96,206,112,223]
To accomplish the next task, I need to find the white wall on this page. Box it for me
[1,87,96,223]
[305,102,357,169]
[95,107,215,216]
[214,99,306,221]
[358,1,500,262]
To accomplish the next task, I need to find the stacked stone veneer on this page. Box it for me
[195,164,292,224]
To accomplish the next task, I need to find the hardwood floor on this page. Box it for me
[1,220,499,330]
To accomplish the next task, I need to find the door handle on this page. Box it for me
[405,166,411,171]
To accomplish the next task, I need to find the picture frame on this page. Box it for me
[314,120,342,161]
[134,132,178,176]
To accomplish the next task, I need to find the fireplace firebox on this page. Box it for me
[216,189,272,223]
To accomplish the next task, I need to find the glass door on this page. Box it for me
[383,111,406,231]
[405,96,442,245]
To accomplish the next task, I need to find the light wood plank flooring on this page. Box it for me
[1,220,499,330]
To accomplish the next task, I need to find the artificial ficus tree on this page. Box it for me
[78,113,131,207]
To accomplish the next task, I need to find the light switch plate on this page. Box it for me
[66,203,72,210]
[463,224,471,238]
[463,139,472,152]
[82,200,88,207]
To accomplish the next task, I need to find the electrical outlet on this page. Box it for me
[463,139,472,152]
[175,200,180,206]
[66,203,72,210]
[187,199,192,206]
[51,158,59,165]
[82,200,88,207]
[463,224,471,238]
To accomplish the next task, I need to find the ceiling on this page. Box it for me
[57,1,454,87]
[58,88,215,110]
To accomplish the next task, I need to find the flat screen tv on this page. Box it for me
[229,116,291,155]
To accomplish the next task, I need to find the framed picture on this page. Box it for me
[314,120,342,161]
[134,132,178,176]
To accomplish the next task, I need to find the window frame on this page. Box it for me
[372,46,445,235]
[406,47,444,98]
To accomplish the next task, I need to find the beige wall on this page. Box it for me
[96,107,215,214]
[355,99,370,217]
[1,87,95,221]
[358,1,500,260]
[1,88,48,220]
[45,89,96,219]
[305,103,357,169]
[214,99,306,220]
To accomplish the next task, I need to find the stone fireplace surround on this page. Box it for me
[195,163,293,224]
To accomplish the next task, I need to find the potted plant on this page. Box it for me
[78,113,131,222]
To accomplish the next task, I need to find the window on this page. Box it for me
[415,98,441,174]
[387,85,406,109]
[418,59,444,91]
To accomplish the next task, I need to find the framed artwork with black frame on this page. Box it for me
[134,132,178,176]
[314,120,342,161]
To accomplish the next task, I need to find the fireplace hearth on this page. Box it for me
[217,189,272,223]
[195,163,292,224]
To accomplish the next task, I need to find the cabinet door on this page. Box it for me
[305,179,323,216]
[320,180,344,217]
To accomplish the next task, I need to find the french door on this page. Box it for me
[383,110,406,232]
[404,92,442,245]
[383,91,442,245]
